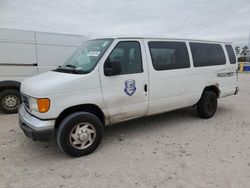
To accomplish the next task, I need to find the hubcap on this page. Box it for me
[69,122,96,149]
[2,95,20,110]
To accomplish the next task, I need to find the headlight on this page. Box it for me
[28,97,50,113]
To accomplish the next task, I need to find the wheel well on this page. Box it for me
[203,85,220,98]
[0,81,21,93]
[55,104,105,129]
[0,86,20,93]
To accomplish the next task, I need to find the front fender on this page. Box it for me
[29,88,109,121]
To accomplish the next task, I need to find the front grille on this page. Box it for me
[21,94,30,109]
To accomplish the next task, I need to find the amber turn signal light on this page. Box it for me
[37,98,50,113]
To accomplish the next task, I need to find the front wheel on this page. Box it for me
[56,112,104,157]
[197,91,217,119]
[0,89,21,114]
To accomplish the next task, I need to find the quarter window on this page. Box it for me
[148,42,190,71]
[225,45,236,64]
[190,43,226,67]
[104,41,143,75]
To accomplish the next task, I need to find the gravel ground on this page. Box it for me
[0,74,250,188]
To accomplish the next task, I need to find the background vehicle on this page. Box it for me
[19,37,238,157]
[0,28,88,113]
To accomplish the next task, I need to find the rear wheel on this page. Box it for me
[56,112,104,157]
[197,91,217,119]
[0,89,21,114]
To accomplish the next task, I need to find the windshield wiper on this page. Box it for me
[56,64,78,71]
[65,64,77,69]
[56,64,77,69]
[55,64,88,74]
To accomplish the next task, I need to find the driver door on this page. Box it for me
[99,39,149,123]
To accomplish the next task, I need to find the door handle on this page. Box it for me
[144,84,147,92]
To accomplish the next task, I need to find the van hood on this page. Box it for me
[21,71,99,97]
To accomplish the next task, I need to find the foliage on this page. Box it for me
[235,46,241,55]
[238,56,246,62]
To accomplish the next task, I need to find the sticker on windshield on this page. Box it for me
[124,79,136,96]
[87,51,100,57]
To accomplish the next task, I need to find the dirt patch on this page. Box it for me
[1,74,250,188]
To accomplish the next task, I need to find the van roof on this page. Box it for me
[93,36,232,44]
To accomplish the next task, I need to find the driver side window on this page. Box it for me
[104,41,143,75]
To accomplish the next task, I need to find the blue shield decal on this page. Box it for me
[124,79,136,96]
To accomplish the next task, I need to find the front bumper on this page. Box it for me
[19,104,55,141]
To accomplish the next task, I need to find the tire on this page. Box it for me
[56,112,104,157]
[197,91,217,119]
[0,89,21,114]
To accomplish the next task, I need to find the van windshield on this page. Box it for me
[55,39,113,74]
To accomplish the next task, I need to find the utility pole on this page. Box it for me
[248,28,250,48]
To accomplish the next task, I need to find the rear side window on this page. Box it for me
[190,43,226,67]
[148,41,190,71]
[225,45,236,64]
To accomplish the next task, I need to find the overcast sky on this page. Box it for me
[0,0,250,46]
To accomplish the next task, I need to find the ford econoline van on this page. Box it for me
[19,37,238,157]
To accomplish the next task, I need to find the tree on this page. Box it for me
[242,45,248,50]
[238,56,246,62]
[241,45,249,56]
[235,46,241,55]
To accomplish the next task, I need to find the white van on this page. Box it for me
[0,28,87,113]
[18,37,238,157]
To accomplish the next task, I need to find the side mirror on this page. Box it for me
[104,61,122,76]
